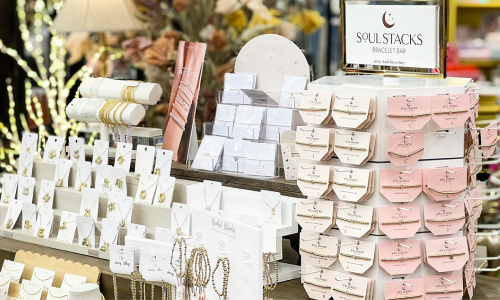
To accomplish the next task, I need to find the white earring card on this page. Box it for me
[21,132,39,155]
[92,139,110,168]
[43,136,64,164]
[68,137,85,164]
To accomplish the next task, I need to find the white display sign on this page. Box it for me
[345,5,439,69]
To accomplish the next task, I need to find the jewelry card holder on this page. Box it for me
[21,202,36,232]
[31,267,56,291]
[135,145,155,180]
[68,137,85,164]
[171,203,191,237]
[1,260,24,283]
[213,104,237,137]
[18,280,43,300]
[110,167,127,195]
[53,158,72,188]
[18,153,35,178]
[79,188,99,222]
[106,193,133,228]
[191,135,226,171]
[109,245,136,275]
[33,207,54,240]
[57,211,78,244]
[17,176,35,203]
[279,75,308,108]
[221,139,247,173]
[75,161,92,192]
[186,180,222,212]
[114,142,133,172]
[126,223,146,239]
[0,273,10,297]
[152,176,175,208]
[154,149,173,177]
[37,180,55,210]
[0,174,19,205]
[79,77,162,105]
[76,215,96,248]
[46,287,69,300]
[43,136,64,164]
[265,107,293,142]
[260,190,282,227]
[95,165,112,194]
[21,132,39,155]
[3,200,22,230]
[92,139,109,168]
[244,141,277,177]
[99,218,120,252]
[134,173,158,205]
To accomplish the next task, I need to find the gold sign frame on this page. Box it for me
[340,0,448,78]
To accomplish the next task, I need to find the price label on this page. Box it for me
[88,249,99,258]
[1,232,13,239]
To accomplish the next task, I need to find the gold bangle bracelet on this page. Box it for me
[425,216,465,222]
[380,255,421,262]
[296,213,331,219]
[381,219,420,225]
[382,184,422,189]
[300,248,337,258]
[334,144,367,151]
[387,147,424,158]
[304,281,330,289]
[433,109,469,115]
[387,295,424,300]
[339,253,371,261]
[426,289,462,294]
[427,186,467,195]
[297,178,329,185]
[331,181,366,188]
[387,113,431,118]
[331,287,364,298]
[336,216,371,225]
[332,108,367,115]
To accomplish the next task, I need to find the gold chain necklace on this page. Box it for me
[157,181,174,203]
[5,207,21,229]
[97,168,111,188]
[173,211,190,236]
[19,159,32,177]
[264,199,281,216]
[100,226,119,251]
[94,145,109,165]
[22,210,35,230]
[2,180,18,203]
[71,143,84,159]
[111,174,125,190]
[139,178,159,200]
[55,163,71,187]
[77,167,91,191]
[23,138,36,154]
[33,270,54,281]
[154,159,171,175]
[83,196,98,218]
[78,220,95,247]
[46,143,58,160]
[204,188,221,211]
[22,284,42,296]
[117,201,133,227]
[19,183,31,196]
[41,186,53,203]
[116,148,131,165]
[37,214,53,238]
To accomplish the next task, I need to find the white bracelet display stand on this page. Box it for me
[296,75,480,300]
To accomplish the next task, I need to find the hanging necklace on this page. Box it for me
[173,211,190,236]
[37,214,53,238]
[77,166,91,191]
[100,226,119,251]
[116,148,131,165]
[55,163,71,187]
[19,159,32,177]
[154,159,171,176]
[157,181,174,203]
[2,181,18,203]
[83,196,98,218]
[134,151,146,180]
[23,138,36,154]
[41,186,53,203]
[95,145,109,165]
[117,201,133,227]
[59,218,75,230]
[71,143,84,159]
[111,173,125,190]
[48,290,69,299]
[78,220,95,247]
[139,178,159,200]
[264,199,281,216]
[22,210,35,230]
[5,207,21,229]
[204,188,222,211]
[20,183,31,196]
[33,270,54,282]
[98,168,111,188]
[46,143,58,160]
[22,284,42,296]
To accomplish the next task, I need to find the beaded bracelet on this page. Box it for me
[339,253,371,261]
[387,294,423,300]
[331,287,364,298]
[336,216,371,225]
[426,289,463,294]
[380,219,420,225]
[382,184,422,189]
[433,109,469,115]
[334,145,367,151]
[387,147,424,158]
[331,181,366,189]
[380,255,421,262]
[304,280,330,289]
[296,213,331,219]
[425,216,466,222]
[332,108,367,115]
[386,112,431,118]
[300,248,337,258]
[295,141,329,147]
[297,178,328,185]
[427,186,467,195]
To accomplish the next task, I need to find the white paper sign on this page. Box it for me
[345,5,439,69]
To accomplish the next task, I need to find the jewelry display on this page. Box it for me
[38,180,55,208]
[155,177,175,205]
[380,219,420,225]
[212,257,230,300]
[135,145,155,180]
[68,137,85,163]
[81,194,99,219]
[19,155,33,177]
[387,147,425,158]
[18,177,35,202]
[22,204,36,231]
[116,147,131,166]
[93,140,109,166]
[153,150,172,176]
[21,133,38,154]
[186,247,211,298]
[100,220,119,251]
[96,165,112,193]
[171,238,188,298]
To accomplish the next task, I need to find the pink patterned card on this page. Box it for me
[387,96,432,130]
[378,205,421,239]
[424,167,467,201]
[385,279,424,300]
[423,201,465,236]
[379,169,423,203]
[387,132,424,167]
[423,274,463,300]
[431,94,470,129]
[379,240,421,275]
[424,236,468,273]
[480,122,498,159]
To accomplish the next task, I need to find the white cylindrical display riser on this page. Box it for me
[80,77,162,105]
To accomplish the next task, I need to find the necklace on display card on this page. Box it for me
[0,174,19,205]
[171,203,191,237]
[76,215,96,248]
[92,139,110,168]
[3,200,23,230]
[43,136,64,164]
[68,137,85,164]
[114,142,133,172]
[37,180,55,210]
[33,207,54,239]
[75,161,92,192]
[21,202,36,232]
[152,176,175,208]
[57,211,78,244]
[135,145,155,180]
[17,176,35,204]
[154,149,173,177]
[78,188,99,222]
[53,158,72,188]
[18,153,35,178]
[134,174,159,205]
[260,190,282,227]
[21,133,39,155]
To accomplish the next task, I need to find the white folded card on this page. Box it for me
[265,107,293,142]
[244,142,276,177]
[222,73,256,104]
[222,139,247,173]
[109,245,136,275]
[232,105,266,140]
[279,75,308,108]
[57,211,78,244]
[213,104,237,137]
[191,136,226,171]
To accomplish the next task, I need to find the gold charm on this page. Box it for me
[22,168,27,177]
[78,182,87,191]
[84,209,91,217]
[120,219,126,227]
[117,156,125,165]
[159,193,166,203]
[108,202,116,212]
[22,187,29,196]
[206,207,211,211]
[6,219,13,229]
[38,228,45,238]
[59,221,67,230]
[43,193,50,203]
[103,178,110,188]
[3,195,9,203]
[140,190,147,199]
[26,147,30,153]
[115,179,123,189]
[100,242,109,252]
[24,220,31,230]
[74,150,80,159]
[154,168,160,175]
[82,237,91,247]
[55,179,63,187]
[95,156,102,165]
[49,150,56,159]
[135,173,141,180]
[271,208,276,216]
[176,227,182,235]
